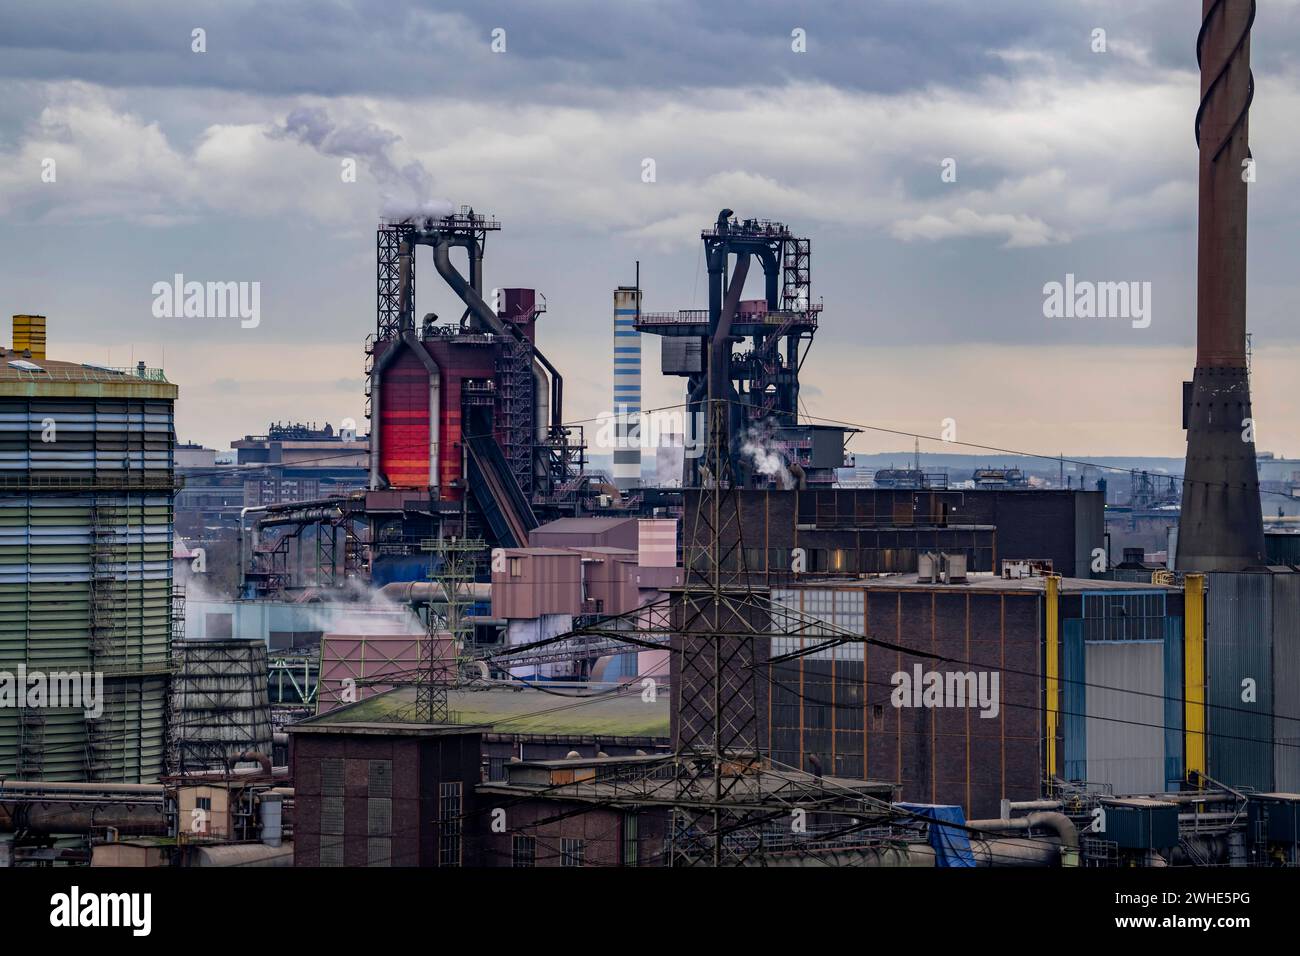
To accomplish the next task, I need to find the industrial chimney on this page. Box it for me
[1176,0,1265,572]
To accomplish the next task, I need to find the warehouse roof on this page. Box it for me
[308,684,670,739]
[0,349,176,399]
[781,573,1180,594]
[287,720,490,738]
[532,517,639,533]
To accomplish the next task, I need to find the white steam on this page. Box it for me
[741,420,794,489]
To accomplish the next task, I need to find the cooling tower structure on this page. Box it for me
[170,639,273,772]
[1177,0,1266,571]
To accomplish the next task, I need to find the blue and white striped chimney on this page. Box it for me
[612,285,642,490]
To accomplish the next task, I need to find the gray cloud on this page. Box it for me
[4,1,1298,104]
[4,0,1300,455]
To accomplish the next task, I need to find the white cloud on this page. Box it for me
[892,208,1062,247]
[0,65,1246,251]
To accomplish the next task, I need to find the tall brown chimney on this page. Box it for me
[1177,0,1265,571]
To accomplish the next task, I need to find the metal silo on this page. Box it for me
[0,316,176,782]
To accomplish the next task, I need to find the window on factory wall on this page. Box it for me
[561,838,586,867]
[509,557,522,577]
[439,782,463,867]
[827,549,852,573]
[367,759,393,867]
[622,813,639,866]
[512,835,536,867]
[320,758,345,867]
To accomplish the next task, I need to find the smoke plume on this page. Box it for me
[273,106,451,214]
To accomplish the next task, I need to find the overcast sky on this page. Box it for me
[2,0,1300,459]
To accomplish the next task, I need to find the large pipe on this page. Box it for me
[746,836,1061,868]
[1,800,167,836]
[226,751,273,776]
[190,843,292,867]
[430,237,505,336]
[532,347,564,430]
[968,811,1079,865]
[1177,0,1265,570]
[533,361,550,443]
[969,811,1079,848]
[0,781,164,795]
[379,580,491,604]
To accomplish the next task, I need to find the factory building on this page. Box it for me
[289,720,484,867]
[309,682,671,781]
[683,486,1102,580]
[611,285,642,491]
[737,572,1193,819]
[491,516,680,681]
[0,315,176,782]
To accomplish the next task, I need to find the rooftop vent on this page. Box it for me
[918,552,968,583]
[12,315,45,361]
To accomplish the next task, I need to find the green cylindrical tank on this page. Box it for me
[0,353,177,782]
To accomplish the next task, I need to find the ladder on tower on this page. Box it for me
[17,708,46,778]
[86,495,129,780]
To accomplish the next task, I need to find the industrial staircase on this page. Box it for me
[86,495,130,780]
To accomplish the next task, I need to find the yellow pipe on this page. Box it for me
[1045,574,1060,791]
[1184,573,1207,783]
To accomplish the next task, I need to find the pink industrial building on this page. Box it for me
[490,517,680,682]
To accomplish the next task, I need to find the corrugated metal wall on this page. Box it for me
[0,394,174,782]
[1206,572,1274,792]
[0,677,167,780]
[1084,642,1165,795]
[1061,590,1183,794]
[0,494,172,668]
[1272,573,1300,791]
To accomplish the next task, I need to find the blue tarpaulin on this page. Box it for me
[894,803,976,867]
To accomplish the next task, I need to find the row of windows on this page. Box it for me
[1079,592,1169,642]
[511,815,642,866]
[440,782,462,867]
[770,588,866,661]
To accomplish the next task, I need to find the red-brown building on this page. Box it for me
[289,721,485,867]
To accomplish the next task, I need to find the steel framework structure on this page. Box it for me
[480,400,904,865]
